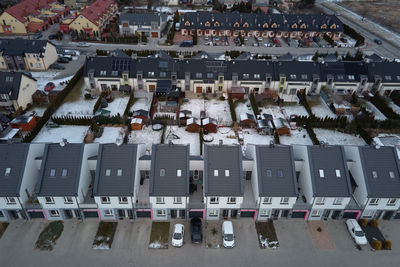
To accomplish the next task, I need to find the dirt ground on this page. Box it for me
[204,221,222,249]
[340,0,400,34]
[307,221,335,250]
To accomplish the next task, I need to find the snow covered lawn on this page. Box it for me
[130,97,152,112]
[311,102,337,118]
[31,72,73,92]
[128,126,162,150]
[280,128,313,145]
[235,100,253,122]
[95,127,126,144]
[106,96,129,116]
[389,102,400,115]
[242,129,273,147]
[281,105,309,117]
[206,127,239,146]
[33,125,88,143]
[259,104,308,119]
[165,126,200,155]
[53,82,97,117]
[181,99,232,125]
[314,128,365,146]
[363,101,387,121]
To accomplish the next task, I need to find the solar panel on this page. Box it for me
[159,61,168,69]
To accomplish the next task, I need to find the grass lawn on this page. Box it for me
[35,221,64,251]
[149,222,170,249]
[92,222,118,250]
[0,222,9,239]
[255,221,279,249]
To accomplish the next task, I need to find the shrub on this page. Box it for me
[93,91,106,114]
[343,24,365,47]
[369,219,378,228]
[249,92,260,117]
[211,227,218,236]
[371,93,400,120]
[359,218,368,228]
[371,240,382,250]
[383,240,392,250]
[227,93,237,122]
[317,227,322,232]
[329,103,336,114]
[323,33,334,46]
[219,95,225,101]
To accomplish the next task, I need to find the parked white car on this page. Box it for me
[346,219,368,245]
[171,224,184,247]
[222,221,235,248]
[77,42,90,47]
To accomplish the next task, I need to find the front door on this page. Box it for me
[222,209,229,218]
[127,210,133,219]
[231,210,238,218]
[171,209,177,218]
[179,210,186,218]
[118,209,125,219]
[64,209,73,219]
[323,210,330,219]
[331,210,341,219]
[383,211,394,220]
[272,209,280,219]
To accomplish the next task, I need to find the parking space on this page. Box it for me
[274,219,314,252]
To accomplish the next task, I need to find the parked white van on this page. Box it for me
[222,221,235,248]
[346,219,368,245]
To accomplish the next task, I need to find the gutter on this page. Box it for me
[17,197,28,221]
[75,196,82,221]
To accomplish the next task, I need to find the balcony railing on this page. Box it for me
[188,203,205,209]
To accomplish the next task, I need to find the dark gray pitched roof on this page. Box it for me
[149,144,190,196]
[204,144,243,196]
[255,145,298,197]
[358,146,400,198]
[0,38,50,56]
[307,145,352,197]
[0,72,35,100]
[0,143,29,197]
[35,143,84,197]
[275,61,320,81]
[366,53,383,63]
[119,13,166,26]
[93,144,138,196]
[366,62,400,83]
[321,61,368,82]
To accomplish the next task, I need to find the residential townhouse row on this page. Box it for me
[180,12,343,40]
[1,142,400,222]
[84,53,400,98]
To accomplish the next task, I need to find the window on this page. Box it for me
[117,169,122,176]
[348,75,355,80]
[177,169,182,177]
[260,209,270,217]
[104,210,113,216]
[335,169,341,178]
[100,70,106,76]
[4,168,11,176]
[263,197,272,204]
[119,197,128,204]
[160,169,165,176]
[111,71,118,76]
[389,171,395,179]
[50,169,56,177]
[174,197,182,204]
[101,197,110,204]
[333,198,343,205]
[387,198,397,206]
[214,170,219,177]
[385,75,392,80]
[160,72,166,78]
[225,170,230,177]
[301,74,308,79]
[243,73,249,79]
[208,210,218,216]
[280,197,289,204]
[311,210,321,217]
[369,198,379,205]
[266,170,272,177]
[45,197,54,204]
[0,211,4,217]
[315,197,325,205]
[337,75,344,80]
[157,209,166,216]
[227,197,236,204]
[206,73,213,79]
[49,210,60,217]
[64,197,73,204]
[195,73,202,79]
[219,76,223,83]
[277,170,283,177]
[105,169,111,176]
[148,72,155,77]
[62,169,68,177]
[290,74,296,79]
[254,74,260,79]
[319,169,325,178]
[5,197,16,204]
[372,171,378,179]
[210,197,219,204]
[156,197,165,204]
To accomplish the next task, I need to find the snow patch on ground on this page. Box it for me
[130,98,152,112]
[389,102,400,115]
[207,127,239,146]
[31,72,73,92]
[242,129,273,148]
[92,243,110,250]
[165,126,200,155]
[128,126,162,151]
[181,99,232,125]
[374,134,400,147]
[95,127,125,144]
[149,241,166,249]
[311,102,337,118]
[33,125,88,143]
[280,128,313,145]
[364,102,387,121]
[314,128,365,146]
[106,97,129,116]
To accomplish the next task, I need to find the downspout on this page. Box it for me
[17,197,28,221]
[75,196,82,221]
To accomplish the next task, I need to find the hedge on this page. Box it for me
[294,115,347,129]
[227,93,237,122]
[51,115,92,126]
[329,103,336,114]
[323,33,334,46]
[343,24,365,47]
[199,129,204,155]
[306,126,320,145]
[273,132,280,144]
[249,92,260,116]
[298,90,315,118]
[23,66,84,142]
[357,125,373,145]
[124,92,137,117]
[93,91,106,114]
[371,93,400,120]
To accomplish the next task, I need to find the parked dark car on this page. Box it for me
[374,38,382,45]
[49,63,65,70]
[180,40,193,47]
[190,217,203,244]
[312,36,320,43]
[57,57,69,63]
[48,34,56,40]
[33,32,42,39]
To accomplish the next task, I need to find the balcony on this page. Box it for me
[80,171,97,208]
[242,180,257,209]
[25,198,42,209]
[345,197,362,210]
[136,178,151,208]
[189,177,204,209]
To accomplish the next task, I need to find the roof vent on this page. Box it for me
[115,137,123,146]
[375,144,381,149]
[169,140,173,146]
[219,140,223,146]
[60,138,68,147]
[269,140,274,148]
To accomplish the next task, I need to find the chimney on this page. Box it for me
[131,53,137,60]
[59,138,68,147]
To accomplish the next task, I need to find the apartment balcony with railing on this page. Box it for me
[241,180,257,209]
[136,178,151,209]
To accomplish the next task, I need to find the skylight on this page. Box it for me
[389,171,395,179]
[50,169,56,177]
[5,168,11,176]
[225,170,230,177]
[117,169,122,176]
[214,170,219,176]
[372,171,378,179]
[277,170,283,177]
[266,169,272,177]
[160,169,165,176]
[319,169,325,178]
[62,169,68,177]
[177,169,182,177]
[105,169,111,176]
[335,169,341,178]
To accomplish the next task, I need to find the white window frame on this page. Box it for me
[311,210,321,217]
[119,197,128,204]
[208,209,218,216]
[45,197,55,204]
[64,197,73,204]
[369,198,379,205]
[333,197,343,205]
[227,197,236,204]
[387,198,397,206]
[174,197,182,204]
[363,210,375,218]
[156,197,165,204]
[49,210,60,217]
[101,197,110,204]
[315,197,325,205]
[260,209,270,217]
[263,197,272,204]
[5,197,16,204]
[210,197,219,204]
[156,209,166,216]
[104,209,114,216]
[280,197,289,205]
